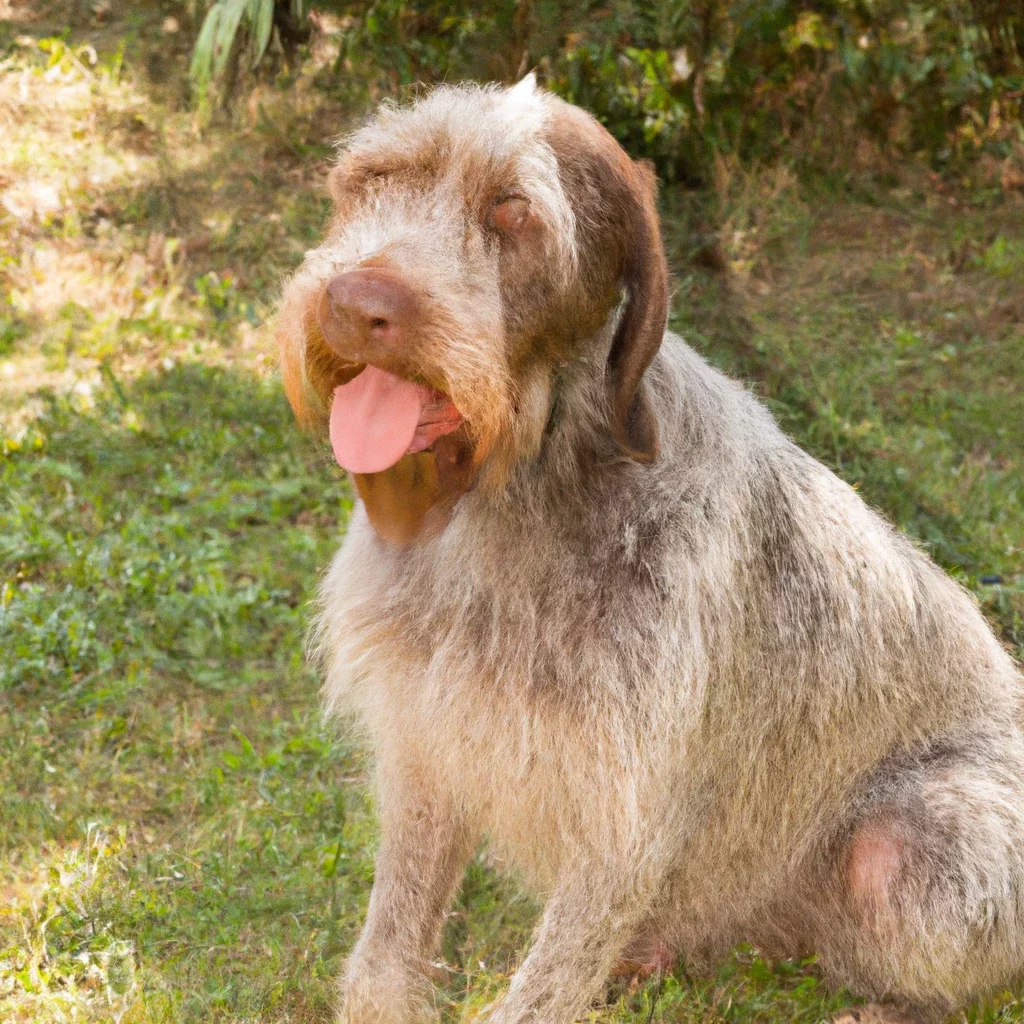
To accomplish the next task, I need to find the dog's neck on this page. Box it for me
[491,316,656,520]
[537,311,632,465]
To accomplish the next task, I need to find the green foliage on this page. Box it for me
[0,304,28,358]
[335,0,497,89]
[0,365,349,697]
[544,0,1024,182]
[190,0,306,108]
[975,234,1024,277]
[553,39,698,181]
[191,0,1024,183]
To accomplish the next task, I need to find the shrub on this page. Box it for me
[188,0,1024,183]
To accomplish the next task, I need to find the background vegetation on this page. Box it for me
[0,1,1021,1022]
[192,0,1024,187]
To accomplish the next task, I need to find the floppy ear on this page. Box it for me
[605,158,668,463]
[546,106,669,463]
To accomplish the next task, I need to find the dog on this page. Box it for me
[276,76,1024,1024]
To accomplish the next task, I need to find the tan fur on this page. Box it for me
[277,77,1024,1024]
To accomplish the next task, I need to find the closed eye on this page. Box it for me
[489,195,531,233]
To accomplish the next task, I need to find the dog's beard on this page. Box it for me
[350,424,476,547]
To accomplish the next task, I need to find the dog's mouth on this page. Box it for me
[328,364,476,548]
[329,365,464,475]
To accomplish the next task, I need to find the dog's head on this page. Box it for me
[277,76,668,546]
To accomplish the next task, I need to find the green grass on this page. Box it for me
[1,4,1022,1023]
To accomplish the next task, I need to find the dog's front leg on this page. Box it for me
[489,869,652,1024]
[339,759,474,1024]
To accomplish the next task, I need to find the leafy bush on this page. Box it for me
[189,0,1024,184]
[190,0,309,109]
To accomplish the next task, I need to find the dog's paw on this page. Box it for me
[337,959,432,1024]
[606,927,677,997]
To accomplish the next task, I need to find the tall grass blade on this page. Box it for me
[213,0,249,81]
[188,2,222,88]
[251,0,275,68]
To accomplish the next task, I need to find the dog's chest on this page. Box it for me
[394,653,652,885]
[326,515,686,880]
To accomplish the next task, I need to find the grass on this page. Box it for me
[1,4,1022,1023]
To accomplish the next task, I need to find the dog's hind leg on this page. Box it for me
[339,756,475,1024]
[813,730,1024,1018]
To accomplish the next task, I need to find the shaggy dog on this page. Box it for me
[276,76,1024,1024]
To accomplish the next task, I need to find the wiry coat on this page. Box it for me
[279,78,1024,1024]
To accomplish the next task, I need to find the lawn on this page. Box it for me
[1,4,1022,1023]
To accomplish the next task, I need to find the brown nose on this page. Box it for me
[317,268,418,360]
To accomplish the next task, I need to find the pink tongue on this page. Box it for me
[329,366,432,474]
